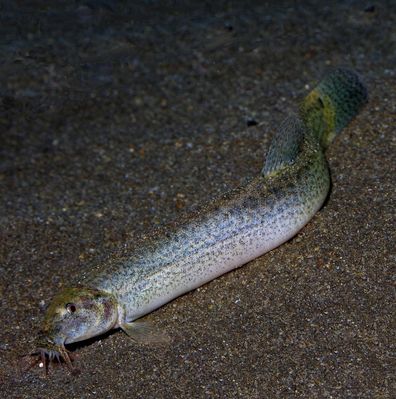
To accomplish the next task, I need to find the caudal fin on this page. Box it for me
[300,68,368,149]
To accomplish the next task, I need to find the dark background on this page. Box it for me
[1,1,394,398]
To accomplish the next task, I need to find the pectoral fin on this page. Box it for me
[121,321,170,345]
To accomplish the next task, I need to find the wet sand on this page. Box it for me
[1,1,395,398]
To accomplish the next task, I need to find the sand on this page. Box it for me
[1,1,395,398]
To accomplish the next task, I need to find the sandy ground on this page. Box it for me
[0,1,395,398]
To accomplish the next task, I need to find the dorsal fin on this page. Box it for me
[262,115,306,176]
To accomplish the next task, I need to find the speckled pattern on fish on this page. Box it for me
[80,69,367,322]
[31,68,367,371]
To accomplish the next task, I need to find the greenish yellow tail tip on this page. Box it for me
[300,68,367,148]
[315,68,368,132]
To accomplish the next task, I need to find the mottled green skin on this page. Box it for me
[36,68,367,362]
[301,68,368,148]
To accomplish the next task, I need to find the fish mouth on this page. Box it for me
[25,334,77,375]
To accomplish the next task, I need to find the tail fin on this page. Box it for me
[300,68,367,149]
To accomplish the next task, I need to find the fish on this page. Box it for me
[29,68,367,373]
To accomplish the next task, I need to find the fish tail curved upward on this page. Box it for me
[262,68,367,177]
[300,68,368,149]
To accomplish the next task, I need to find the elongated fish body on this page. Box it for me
[85,122,329,321]
[32,68,367,369]
[83,68,367,322]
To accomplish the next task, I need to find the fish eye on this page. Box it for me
[66,303,77,313]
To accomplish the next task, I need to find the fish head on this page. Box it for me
[32,287,119,370]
